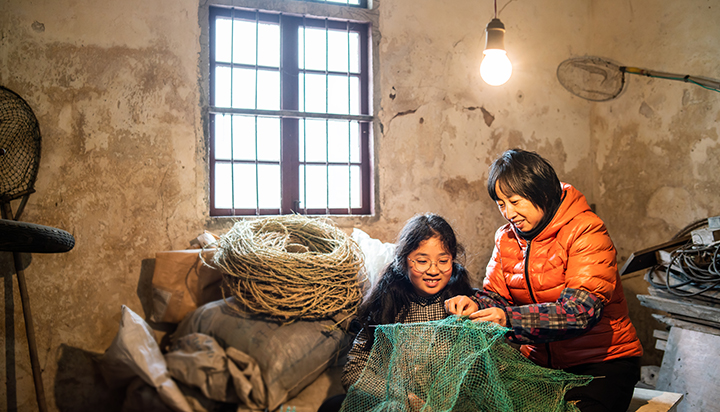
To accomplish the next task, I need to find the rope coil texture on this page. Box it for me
[212,215,366,324]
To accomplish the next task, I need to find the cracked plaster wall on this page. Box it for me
[1,0,719,410]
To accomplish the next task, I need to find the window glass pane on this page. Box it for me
[350,121,360,162]
[234,163,258,209]
[299,119,304,162]
[257,164,281,208]
[301,27,327,71]
[232,115,256,161]
[257,23,280,67]
[233,20,257,65]
[349,32,360,73]
[350,165,361,208]
[327,30,348,73]
[232,68,257,109]
[214,66,231,107]
[349,76,360,115]
[304,165,328,208]
[215,163,233,208]
[304,119,327,162]
[256,117,280,161]
[257,69,280,110]
[215,18,233,63]
[328,165,350,208]
[327,75,349,114]
[327,120,349,162]
[302,73,327,113]
[214,114,232,160]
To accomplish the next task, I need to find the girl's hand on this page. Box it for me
[444,296,479,316]
[468,307,508,327]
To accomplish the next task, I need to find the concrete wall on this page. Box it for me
[1,0,718,410]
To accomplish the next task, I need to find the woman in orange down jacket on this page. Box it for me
[446,148,643,412]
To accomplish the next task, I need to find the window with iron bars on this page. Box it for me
[208,5,372,216]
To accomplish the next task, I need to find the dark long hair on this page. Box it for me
[355,213,474,341]
[487,148,562,214]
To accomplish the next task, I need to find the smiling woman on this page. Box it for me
[446,148,644,412]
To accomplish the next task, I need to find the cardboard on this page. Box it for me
[151,249,226,324]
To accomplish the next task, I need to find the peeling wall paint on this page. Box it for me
[1,0,719,410]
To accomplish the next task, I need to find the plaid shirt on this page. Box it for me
[473,287,604,345]
[341,293,449,390]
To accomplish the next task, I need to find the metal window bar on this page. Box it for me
[230,9,237,214]
[324,19,330,215]
[345,22,352,213]
[253,11,261,215]
[300,17,307,214]
[293,0,367,7]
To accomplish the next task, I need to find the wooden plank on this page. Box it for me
[619,236,690,276]
[656,327,720,412]
[652,330,669,340]
[637,295,720,321]
[651,314,720,336]
[627,387,683,412]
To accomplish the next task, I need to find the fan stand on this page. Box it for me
[1,194,47,412]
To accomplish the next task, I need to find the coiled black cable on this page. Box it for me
[646,218,720,300]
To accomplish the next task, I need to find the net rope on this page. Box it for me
[342,317,591,412]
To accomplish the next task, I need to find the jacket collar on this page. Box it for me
[511,183,592,242]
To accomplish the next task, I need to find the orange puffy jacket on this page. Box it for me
[484,183,643,369]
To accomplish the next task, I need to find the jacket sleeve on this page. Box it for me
[563,213,619,304]
[504,287,604,344]
[341,327,370,391]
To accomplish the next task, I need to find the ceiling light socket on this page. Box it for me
[485,18,506,51]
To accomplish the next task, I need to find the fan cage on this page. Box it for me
[0,86,42,202]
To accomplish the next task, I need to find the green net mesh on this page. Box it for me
[341,317,591,412]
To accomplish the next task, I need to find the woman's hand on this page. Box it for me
[444,296,479,316]
[408,392,426,412]
[468,307,508,327]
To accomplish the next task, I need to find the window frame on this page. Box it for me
[204,2,376,217]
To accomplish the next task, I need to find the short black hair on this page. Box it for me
[487,148,562,213]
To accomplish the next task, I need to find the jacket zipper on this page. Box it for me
[523,240,537,304]
[523,239,553,369]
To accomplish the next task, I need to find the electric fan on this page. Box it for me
[0,85,74,412]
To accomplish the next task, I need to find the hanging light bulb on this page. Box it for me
[480,13,512,86]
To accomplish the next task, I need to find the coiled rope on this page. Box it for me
[212,215,366,323]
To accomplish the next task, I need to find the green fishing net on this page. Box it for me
[341,317,591,412]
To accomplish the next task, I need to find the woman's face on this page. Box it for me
[407,236,453,297]
[495,182,545,232]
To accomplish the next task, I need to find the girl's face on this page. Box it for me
[494,181,545,232]
[406,236,453,297]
